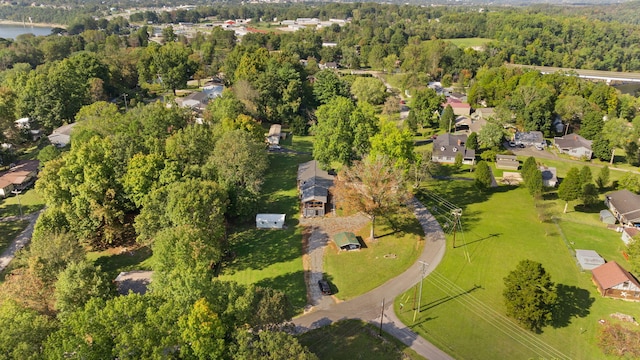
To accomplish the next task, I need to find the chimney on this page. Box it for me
[457,139,461,146]
[574,135,578,140]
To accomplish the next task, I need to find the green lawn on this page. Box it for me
[443,37,493,49]
[397,182,637,359]
[86,246,153,279]
[0,220,29,254]
[324,216,425,300]
[298,319,423,360]
[217,148,312,312]
[0,188,45,217]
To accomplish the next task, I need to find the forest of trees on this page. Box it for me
[2,1,640,357]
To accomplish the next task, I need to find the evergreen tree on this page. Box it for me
[596,166,610,190]
[558,167,582,213]
[440,104,455,132]
[503,260,557,333]
[474,161,493,189]
[466,132,478,151]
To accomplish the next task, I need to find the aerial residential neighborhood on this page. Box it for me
[2,0,640,359]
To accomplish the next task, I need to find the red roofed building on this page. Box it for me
[592,261,640,301]
[443,98,471,116]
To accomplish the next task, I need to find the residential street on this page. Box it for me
[293,198,453,360]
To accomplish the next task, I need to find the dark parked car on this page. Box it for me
[318,279,331,295]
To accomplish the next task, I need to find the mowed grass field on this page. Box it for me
[298,319,423,360]
[444,37,493,49]
[324,216,425,300]
[218,137,313,312]
[397,181,639,360]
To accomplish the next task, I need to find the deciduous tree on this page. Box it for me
[312,97,379,167]
[350,76,388,105]
[332,155,411,240]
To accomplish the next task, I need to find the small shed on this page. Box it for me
[622,227,639,245]
[256,213,286,229]
[495,154,519,170]
[600,210,617,225]
[333,232,361,250]
[575,249,606,271]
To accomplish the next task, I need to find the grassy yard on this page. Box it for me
[0,220,29,254]
[217,148,313,312]
[298,319,423,360]
[324,216,425,300]
[443,37,493,49]
[0,188,45,217]
[397,181,638,359]
[86,246,153,279]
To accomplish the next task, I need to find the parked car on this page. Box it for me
[508,141,516,147]
[534,144,544,150]
[318,279,331,295]
[518,143,525,148]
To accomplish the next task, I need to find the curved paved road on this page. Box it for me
[293,198,453,360]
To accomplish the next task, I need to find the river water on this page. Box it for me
[0,23,54,39]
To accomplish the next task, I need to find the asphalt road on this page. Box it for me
[293,198,453,360]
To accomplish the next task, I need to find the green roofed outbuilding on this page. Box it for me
[334,232,361,251]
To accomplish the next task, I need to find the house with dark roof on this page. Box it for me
[297,160,334,217]
[592,261,640,301]
[554,134,593,159]
[431,134,475,165]
[605,189,640,227]
[180,91,210,110]
[514,131,545,148]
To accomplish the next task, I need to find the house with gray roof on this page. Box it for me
[554,134,593,159]
[514,131,545,148]
[297,160,334,217]
[495,154,519,170]
[48,122,79,148]
[431,134,475,165]
[605,189,640,227]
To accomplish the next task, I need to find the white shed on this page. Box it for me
[256,213,286,229]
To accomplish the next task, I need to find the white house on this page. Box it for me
[554,134,593,159]
[256,213,286,229]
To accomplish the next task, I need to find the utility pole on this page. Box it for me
[379,298,385,336]
[451,208,462,248]
[11,189,22,217]
[413,261,429,323]
[122,93,129,111]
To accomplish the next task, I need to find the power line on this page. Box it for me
[423,270,570,360]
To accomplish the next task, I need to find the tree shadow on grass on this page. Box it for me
[255,270,307,313]
[552,284,595,328]
[223,226,303,273]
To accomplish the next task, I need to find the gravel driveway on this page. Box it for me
[300,213,370,311]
